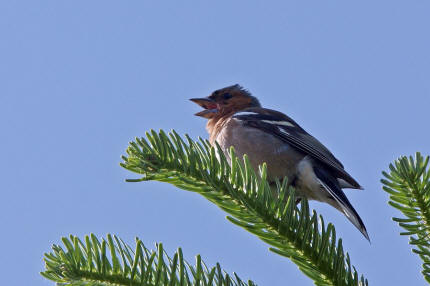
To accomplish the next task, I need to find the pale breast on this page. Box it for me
[215,118,305,182]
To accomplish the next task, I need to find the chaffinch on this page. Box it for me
[190,84,369,241]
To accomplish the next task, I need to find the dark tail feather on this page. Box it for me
[314,167,370,241]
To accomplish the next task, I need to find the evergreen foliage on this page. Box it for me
[381,152,430,283]
[120,129,368,286]
[41,233,254,286]
[40,129,430,286]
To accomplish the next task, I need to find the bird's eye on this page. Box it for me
[223,93,232,100]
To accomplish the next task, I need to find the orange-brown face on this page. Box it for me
[190,84,260,119]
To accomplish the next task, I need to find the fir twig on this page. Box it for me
[121,129,368,286]
[41,233,254,286]
[382,152,430,283]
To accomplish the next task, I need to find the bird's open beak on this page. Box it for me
[189,97,218,118]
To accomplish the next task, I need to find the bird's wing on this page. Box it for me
[232,107,362,189]
[313,166,369,240]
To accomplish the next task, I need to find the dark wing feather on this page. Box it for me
[313,166,369,240]
[232,107,362,189]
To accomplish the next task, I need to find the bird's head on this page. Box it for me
[190,84,261,119]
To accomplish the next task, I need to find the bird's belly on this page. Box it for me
[295,156,330,202]
[215,124,329,203]
[215,125,305,183]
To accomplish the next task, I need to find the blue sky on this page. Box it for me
[1,1,429,285]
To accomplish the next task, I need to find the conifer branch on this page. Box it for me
[121,129,368,286]
[381,152,430,283]
[41,233,254,286]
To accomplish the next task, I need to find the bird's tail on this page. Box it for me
[313,167,370,241]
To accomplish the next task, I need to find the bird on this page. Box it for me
[190,84,369,241]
